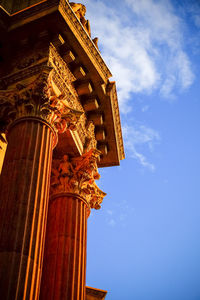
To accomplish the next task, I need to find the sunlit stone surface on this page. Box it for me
[0,1,124,299]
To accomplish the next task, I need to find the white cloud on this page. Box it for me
[81,0,194,112]
[108,219,116,227]
[141,105,149,112]
[122,123,160,171]
[193,14,200,28]
[185,1,200,28]
[119,214,127,221]
[79,0,195,169]
[105,200,132,227]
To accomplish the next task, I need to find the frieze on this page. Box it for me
[49,44,79,101]
[50,148,106,209]
[16,52,46,71]
[48,46,97,152]
[49,44,83,112]
[0,61,48,90]
[0,40,99,154]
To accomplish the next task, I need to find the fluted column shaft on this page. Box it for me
[0,117,55,300]
[40,193,88,300]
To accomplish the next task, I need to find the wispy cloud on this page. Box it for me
[82,0,194,112]
[183,0,200,29]
[106,209,113,216]
[80,0,195,169]
[108,219,116,227]
[179,0,200,55]
[141,105,149,112]
[122,123,160,171]
[106,210,116,227]
[105,200,134,227]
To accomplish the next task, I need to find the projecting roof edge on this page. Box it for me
[107,81,125,161]
[58,0,112,82]
[86,286,107,298]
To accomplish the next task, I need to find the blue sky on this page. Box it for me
[80,1,200,299]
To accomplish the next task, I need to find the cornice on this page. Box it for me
[86,286,107,298]
[1,0,112,82]
[58,0,112,82]
[108,81,125,161]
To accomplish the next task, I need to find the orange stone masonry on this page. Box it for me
[0,117,56,300]
[0,1,125,299]
[40,193,88,300]
[40,148,105,300]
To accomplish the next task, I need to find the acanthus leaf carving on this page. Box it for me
[45,72,83,133]
[0,66,83,139]
[0,44,98,152]
[50,149,106,209]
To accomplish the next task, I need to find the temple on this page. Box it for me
[0,1,124,299]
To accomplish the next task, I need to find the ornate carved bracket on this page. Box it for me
[51,149,106,209]
[0,66,82,140]
[48,44,97,152]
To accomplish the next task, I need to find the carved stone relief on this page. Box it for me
[48,45,97,152]
[51,149,106,209]
[0,66,82,138]
[49,44,83,112]
[0,43,98,154]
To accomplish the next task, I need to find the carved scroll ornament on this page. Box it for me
[0,67,82,138]
[51,149,106,209]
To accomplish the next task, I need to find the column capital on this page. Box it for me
[50,148,106,209]
[0,66,82,144]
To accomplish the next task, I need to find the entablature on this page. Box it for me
[0,0,125,167]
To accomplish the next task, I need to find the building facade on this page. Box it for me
[0,1,124,299]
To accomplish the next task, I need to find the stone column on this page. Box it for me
[40,193,88,300]
[0,67,78,300]
[0,117,55,300]
[40,149,106,300]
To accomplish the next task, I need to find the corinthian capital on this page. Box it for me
[51,149,106,209]
[0,66,82,138]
